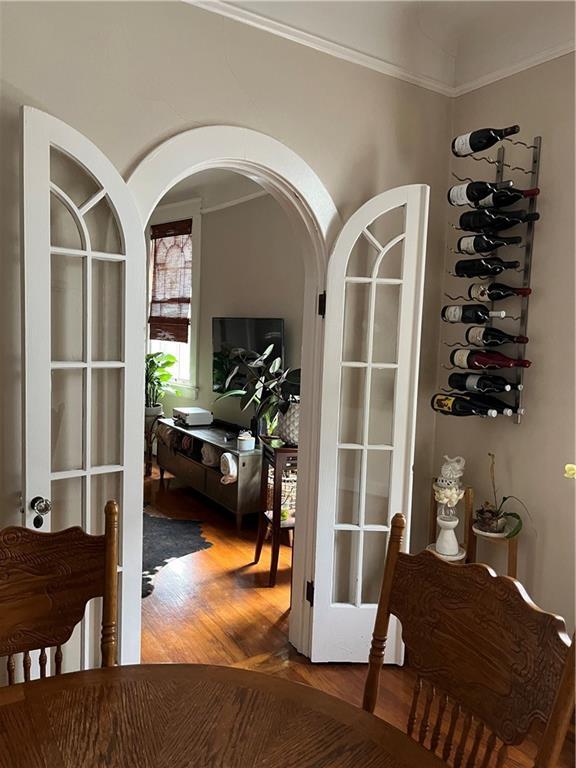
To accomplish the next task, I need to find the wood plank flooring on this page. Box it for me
[141,467,573,768]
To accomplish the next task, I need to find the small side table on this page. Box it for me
[253,437,298,587]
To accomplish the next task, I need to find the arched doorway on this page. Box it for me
[128,126,341,655]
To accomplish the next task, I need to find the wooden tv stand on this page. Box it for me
[156,418,262,531]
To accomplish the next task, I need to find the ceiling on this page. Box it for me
[189,1,575,96]
[160,169,264,209]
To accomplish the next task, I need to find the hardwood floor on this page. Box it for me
[141,467,572,768]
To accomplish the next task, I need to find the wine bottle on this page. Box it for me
[454,257,520,278]
[457,234,522,255]
[447,181,499,207]
[476,187,540,209]
[431,393,497,418]
[450,349,532,370]
[442,304,506,324]
[458,392,515,417]
[468,282,532,302]
[448,373,523,394]
[452,125,520,157]
[465,326,529,347]
[459,209,540,233]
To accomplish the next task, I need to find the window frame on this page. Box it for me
[147,198,202,399]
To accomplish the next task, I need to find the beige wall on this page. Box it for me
[162,193,305,426]
[1,3,573,629]
[0,1,450,547]
[437,54,575,629]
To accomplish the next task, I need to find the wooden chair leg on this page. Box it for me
[254,513,267,564]
[269,521,281,587]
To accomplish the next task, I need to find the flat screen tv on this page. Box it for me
[212,317,285,393]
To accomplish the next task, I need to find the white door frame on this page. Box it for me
[128,126,341,656]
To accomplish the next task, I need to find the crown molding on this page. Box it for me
[201,189,268,214]
[188,0,574,99]
[452,41,575,97]
[188,0,454,96]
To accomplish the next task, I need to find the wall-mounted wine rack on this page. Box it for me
[440,131,542,424]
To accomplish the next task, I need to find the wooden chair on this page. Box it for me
[0,500,119,684]
[363,513,574,767]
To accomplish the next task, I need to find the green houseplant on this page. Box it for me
[215,345,300,443]
[145,352,181,410]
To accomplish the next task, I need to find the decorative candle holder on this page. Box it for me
[427,456,467,561]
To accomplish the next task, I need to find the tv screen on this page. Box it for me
[212,317,285,393]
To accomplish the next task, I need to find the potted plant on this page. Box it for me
[145,352,181,425]
[474,453,529,538]
[215,345,301,444]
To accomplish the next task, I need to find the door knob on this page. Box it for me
[30,496,52,528]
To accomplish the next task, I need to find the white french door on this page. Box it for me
[311,185,429,663]
[22,107,146,669]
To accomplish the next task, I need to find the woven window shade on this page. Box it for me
[149,219,192,343]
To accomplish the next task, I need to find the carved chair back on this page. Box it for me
[0,501,119,684]
[363,513,574,768]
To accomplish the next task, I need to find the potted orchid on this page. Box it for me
[474,453,529,538]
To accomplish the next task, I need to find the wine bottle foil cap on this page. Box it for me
[487,410,498,418]
[503,409,513,417]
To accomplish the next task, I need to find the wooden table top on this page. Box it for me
[0,664,447,768]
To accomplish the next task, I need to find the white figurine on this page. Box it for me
[431,455,466,559]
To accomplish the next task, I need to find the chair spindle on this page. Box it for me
[479,732,497,768]
[39,648,47,678]
[7,655,15,686]
[442,701,461,762]
[407,676,422,737]
[418,680,435,745]
[454,711,473,768]
[465,720,485,768]
[55,646,63,675]
[23,651,31,682]
[430,691,448,753]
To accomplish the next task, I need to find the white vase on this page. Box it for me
[435,514,459,556]
[145,404,163,435]
[277,402,300,446]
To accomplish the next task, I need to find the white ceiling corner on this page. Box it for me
[187,0,575,97]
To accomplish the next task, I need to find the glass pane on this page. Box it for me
[343,283,369,363]
[91,472,122,536]
[376,238,404,280]
[51,476,84,530]
[339,368,366,445]
[52,369,84,472]
[365,451,392,526]
[333,530,358,604]
[51,254,84,362]
[372,284,400,364]
[92,259,124,361]
[84,197,124,254]
[368,368,396,445]
[91,369,123,467]
[50,193,83,250]
[361,531,389,604]
[336,449,362,525]
[346,232,380,278]
[367,206,405,247]
[51,146,100,209]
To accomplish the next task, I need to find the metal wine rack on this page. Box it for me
[444,132,542,424]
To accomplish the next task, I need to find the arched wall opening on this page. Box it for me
[128,126,341,654]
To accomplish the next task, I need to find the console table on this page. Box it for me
[156,418,262,531]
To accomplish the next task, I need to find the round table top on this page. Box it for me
[0,664,446,768]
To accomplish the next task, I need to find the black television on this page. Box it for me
[212,317,285,393]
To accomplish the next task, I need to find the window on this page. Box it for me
[148,217,197,388]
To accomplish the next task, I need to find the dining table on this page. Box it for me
[0,663,447,767]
